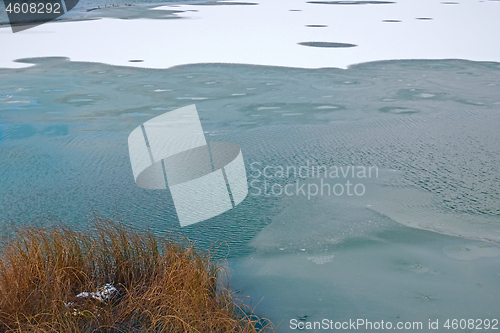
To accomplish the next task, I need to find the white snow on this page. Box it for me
[1,0,499,69]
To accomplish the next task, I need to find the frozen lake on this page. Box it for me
[1,0,500,69]
[1,57,499,331]
[1,0,500,331]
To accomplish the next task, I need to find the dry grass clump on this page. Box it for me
[0,217,273,332]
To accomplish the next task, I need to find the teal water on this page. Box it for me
[1,57,500,331]
[1,57,500,245]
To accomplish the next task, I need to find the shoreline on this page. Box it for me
[0,217,274,332]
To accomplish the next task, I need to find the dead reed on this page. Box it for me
[0,216,273,332]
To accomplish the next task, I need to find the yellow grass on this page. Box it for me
[0,216,273,332]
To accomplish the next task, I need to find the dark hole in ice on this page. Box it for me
[306,24,328,27]
[416,17,433,20]
[298,42,357,48]
[194,1,258,5]
[289,9,302,11]
[307,1,395,5]
[129,60,144,63]
[383,19,401,22]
